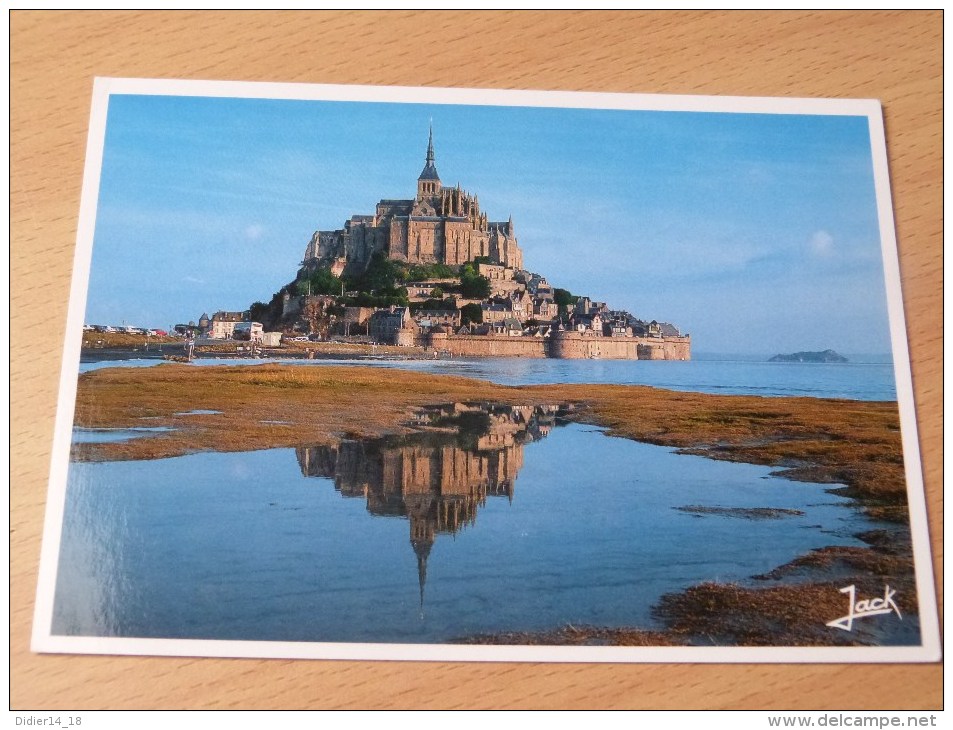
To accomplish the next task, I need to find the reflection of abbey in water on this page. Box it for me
[296,403,560,604]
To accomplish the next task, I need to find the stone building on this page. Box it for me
[232,321,264,342]
[413,309,461,332]
[368,306,418,346]
[301,128,523,276]
[206,311,247,339]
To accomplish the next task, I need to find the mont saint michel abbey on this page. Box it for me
[285,128,690,360]
[301,128,523,274]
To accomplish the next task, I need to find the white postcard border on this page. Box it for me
[31,77,941,664]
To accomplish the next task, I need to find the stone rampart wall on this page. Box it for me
[551,332,691,360]
[425,332,691,360]
[427,334,547,358]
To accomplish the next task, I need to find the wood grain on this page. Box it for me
[11,10,942,709]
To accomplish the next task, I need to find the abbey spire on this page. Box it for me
[417,125,442,198]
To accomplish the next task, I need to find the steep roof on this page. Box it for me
[418,126,441,181]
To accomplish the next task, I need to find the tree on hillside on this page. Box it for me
[460,303,483,326]
[459,263,492,299]
[554,287,580,320]
[298,267,342,296]
[553,288,579,307]
[408,262,455,280]
[348,251,403,294]
[248,285,294,330]
[248,300,270,323]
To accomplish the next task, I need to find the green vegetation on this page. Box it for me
[347,252,402,294]
[407,262,456,280]
[459,262,492,299]
[248,300,270,322]
[261,254,560,333]
[249,285,294,330]
[298,267,343,296]
[460,302,483,325]
[411,297,458,312]
[554,287,580,319]
[294,254,411,310]
[345,290,410,308]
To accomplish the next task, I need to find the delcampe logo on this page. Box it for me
[826,584,902,632]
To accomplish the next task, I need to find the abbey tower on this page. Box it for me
[301,128,523,276]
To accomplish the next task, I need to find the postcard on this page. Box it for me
[32,78,940,663]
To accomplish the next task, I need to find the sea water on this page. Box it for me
[52,421,912,645]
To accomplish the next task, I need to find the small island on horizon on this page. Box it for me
[769,349,848,363]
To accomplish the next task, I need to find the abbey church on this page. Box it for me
[301,129,524,275]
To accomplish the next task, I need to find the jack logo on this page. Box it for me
[826,584,902,632]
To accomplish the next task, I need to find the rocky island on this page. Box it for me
[227,129,691,361]
[769,349,848,363]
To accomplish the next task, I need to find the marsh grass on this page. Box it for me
[72,364,906,513]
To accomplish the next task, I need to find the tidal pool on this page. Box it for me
[53,404,895,645]
[71,426,175,444]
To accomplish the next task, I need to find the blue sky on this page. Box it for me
[85,93,893,354]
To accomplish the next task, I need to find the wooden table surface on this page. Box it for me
[11,10,942,710]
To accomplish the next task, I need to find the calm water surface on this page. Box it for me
[53,405,908,645]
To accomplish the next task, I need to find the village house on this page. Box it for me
[644,320,680,338]
[481,297,513,324]
[232,321,264,342]
[535,283,554,301]
[523,323,554,338]
[574,297,608,318]
[570,312,603,333]
[532,296,556,321]
[413,309,461,332]
[604,322,633,337]
[206,311,247,339]
[478,263,524,297]
[509,290,533,321]
[488,317,524,336]
[478,263,512,281]
[405,280,457,301]
[342,306,375,331]
[368,306,419,346]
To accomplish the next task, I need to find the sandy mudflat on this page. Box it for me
[71,363,905,508]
